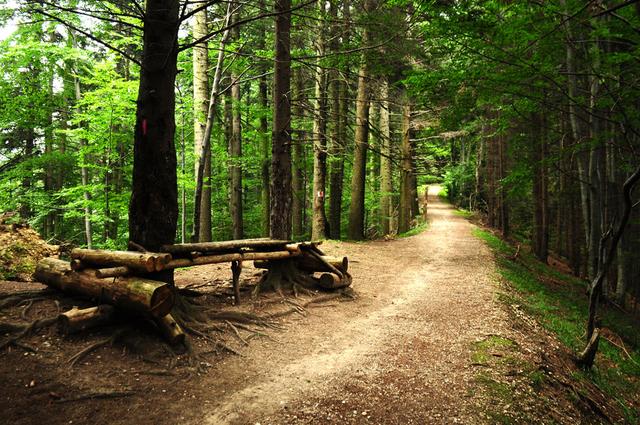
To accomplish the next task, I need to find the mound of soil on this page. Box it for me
[0,213,59,281]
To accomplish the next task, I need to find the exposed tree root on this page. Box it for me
[253,260,317,298]
[53,390,135,403]
[68,329,128,367]
[0,290,55,311]
[0,316,58,351]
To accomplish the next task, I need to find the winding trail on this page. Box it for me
[191,186,512,424]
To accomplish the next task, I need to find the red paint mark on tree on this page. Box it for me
[142,119,148,136]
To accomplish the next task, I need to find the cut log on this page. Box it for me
[156,314,185,345]
[160,238,291,255]
[70,259,84,271]
[70,249,171,273]
[253,255,348,273]
[95,266,131,278]
[303,248,344,278]
[315,272,352,289]
[164,250,299,269]
[58,305,115,335]
[35,258,174,317]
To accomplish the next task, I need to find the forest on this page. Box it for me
[1,0,640,423]
[2,0,638,312]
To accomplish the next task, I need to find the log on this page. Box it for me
[70,249,171,273]
[164,250,299,269]
[58,305,115,335]
[315,272,352,289]
[95,266,131,278]
[303,248,344,278]
[156,314,185,345]
[253,255,348,273]
[35,258,174,317]
[160,238,291,254]
[70,259,84,271]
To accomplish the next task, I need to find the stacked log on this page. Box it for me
[32,238,351,345]
[58,305,115,335]
[34,258,174,317]
[71,248,171,273]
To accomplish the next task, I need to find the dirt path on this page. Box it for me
[191,186,515,424]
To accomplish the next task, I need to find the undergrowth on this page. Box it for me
[473,228,640,422]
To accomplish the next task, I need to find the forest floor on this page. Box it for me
[0,186,627,424]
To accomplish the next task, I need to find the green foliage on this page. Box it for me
[475,228,640,421]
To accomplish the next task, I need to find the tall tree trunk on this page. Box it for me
[229,16,243,240]
[258,0,270,237]
[270,0,293,240]
[73,56,93,248]
[379,78,392,235]
[311,0,328,240]
[532,112,549,263]
[193,3,212,242]
[192,3,233,242]
[129,0,179,282]
[398,97,412,234]
[328,0,349,239]
[347,0,373,240]
[291,67,305,238]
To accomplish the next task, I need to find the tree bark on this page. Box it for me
[35,258,175,317]
[192,2,234,242]
[347,27,371,240]
[399,97,412,234]
[229,13,244,240]
[311,2,329,240]
[71,248,171,272]
[58,305,115,335]
[192,3,212,242]
[379,78,393,235]
[270,0,293,240]
[258,0,270,237]
[129,0,180,281]
[532,112,549,263]
[291,67,306,238]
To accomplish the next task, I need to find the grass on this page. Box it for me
[453,208,474,219]
[397,220,429,238]
[473,227,640,422]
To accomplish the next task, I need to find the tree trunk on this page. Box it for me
[399,97,412,234]
[291,67,305,238]
[258,0,270,237]
[192,3,234,242]
[71,34,93,248]
[229,14,244,240]
[193,3,212,242]
[328,0,347,240]
[379,78,393,235]
[129,0,180,284]
[311,3,328,240]
[271,0,293,240]
[532,112,549,263]
[347,0,372,241]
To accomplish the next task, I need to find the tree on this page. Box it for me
[347,0,375,240]
[128,0,179,276]
[192,2,212,242]
[270,0,293,240]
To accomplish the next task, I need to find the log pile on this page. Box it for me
[32,238,352,344]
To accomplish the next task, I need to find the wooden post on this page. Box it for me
[231,260,242,305]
